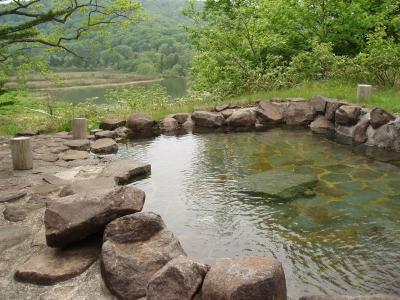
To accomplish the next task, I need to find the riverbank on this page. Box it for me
[1,80,399,137]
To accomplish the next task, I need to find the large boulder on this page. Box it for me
[240,170,318,200]
[201,256,286,300]
[160,117,179,133]
[171,113,190,124]
[99,159,151,185]
[100,118,126,131]
[310,116,335,135]
[226,109,257,128]
[127,113,156,136]
[310,96,328,114]
[15,238,99,285]
[191,111,225,128]
[370,108,396,129]
[284,101,315,126]
[256,101,284,125]
[325,99,345,121]
[366,119,400,152]
[101,212,186,300]
[353,119,370,144]
[45,186,145,247]
[91,138,118,155]
[147,256,209,300]
[335,105,362,126]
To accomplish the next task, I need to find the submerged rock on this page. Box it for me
[45,186,145,247]
[101,212,186,300]
[192,111,225,128]
[310,116,335,135]
[15,238,99,285]
[201,256,286,300]
[99,159,151,185]
[147,255,209,300]
[240,170,318,200]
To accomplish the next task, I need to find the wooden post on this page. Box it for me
[10,137,33,170]
[357,84,372,101]
[72,118,88,140]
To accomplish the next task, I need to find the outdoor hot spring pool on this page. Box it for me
[116,128,400,299]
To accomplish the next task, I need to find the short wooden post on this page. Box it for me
[357,84,372,101]
[72,118,88,140]
[10,137,33,170]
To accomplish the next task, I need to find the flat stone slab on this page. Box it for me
[91,138,118,154]
[240,170,318,200]
[45,186,145,247]
[0,190,26,203]
[64,139,90,151]
[99,159,151,185]
[101,213,186,300]
[15,239,100,285]
[0,225,31,253]
[61,150,90,161]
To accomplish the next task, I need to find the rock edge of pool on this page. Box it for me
[1,95,400,300]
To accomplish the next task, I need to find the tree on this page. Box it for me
[0,0,141,62]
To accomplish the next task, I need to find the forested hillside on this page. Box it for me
[43,0,191,77]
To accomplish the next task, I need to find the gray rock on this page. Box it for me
[370,108,396,129]
[226,109,257,128]
[310,96,328,113]
[15,238,99,285]
[101,212,186,300]
[256,101,284,125]
[160,117,179,133]
[240,170,318,200]
[284,101,316,126]
[59,184,75,197]
[34,153,59,162]
[366,119,400,152]
[42,174,68,186]
[100,159,151,185]
[91,138,118,154]
[0,225,31,253]
[15,130,39,137]
[90,128,103,135]
[147,255,209,300]
[114,126,131,138]
[353,119,370,144]
[61,150,90,161]
[221,109,235,119]
[64,139,90,151]
[299,295,400,300]
[3,206,27,222]
[100,118,126,131]
[32,183,61,196]
[202,256,286,300]
[215,104,230,112]
[45,186,145,247]
[310,116,335,135]
[325,99,345,121]
[0,190,26,203]
[127,113,156,137]
[172,113,190,124]
[335,105,362,126]
[95,130,117,139]
[191,111,225,128]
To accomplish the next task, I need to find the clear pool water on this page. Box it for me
[117,128,400,299]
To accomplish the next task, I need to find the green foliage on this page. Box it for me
[184,0,400,95]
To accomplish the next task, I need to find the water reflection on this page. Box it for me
[117,129,400,299]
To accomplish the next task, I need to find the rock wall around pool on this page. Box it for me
[90,96,400,163]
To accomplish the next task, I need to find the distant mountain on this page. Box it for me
[46,0,192,77]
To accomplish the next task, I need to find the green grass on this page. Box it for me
[230,80,400,112]
[1,80,399,137]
